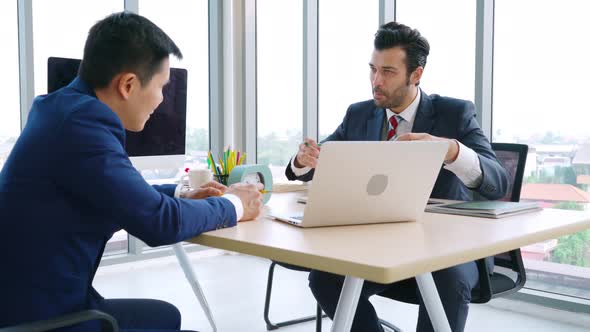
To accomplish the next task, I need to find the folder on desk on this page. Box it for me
[426,201,542,219]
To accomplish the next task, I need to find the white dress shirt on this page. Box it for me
[291,89,483,188]
[222,194,244,221]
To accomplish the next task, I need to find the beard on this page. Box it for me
[373,83,412,109]
[373,74,414,109]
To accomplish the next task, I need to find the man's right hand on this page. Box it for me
[294,138,321,168]
[226,183,264,221]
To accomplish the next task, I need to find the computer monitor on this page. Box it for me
[47,57,187,171]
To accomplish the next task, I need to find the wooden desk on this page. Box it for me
[189,192,590,332]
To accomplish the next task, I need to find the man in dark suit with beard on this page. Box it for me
[286,22,509,332]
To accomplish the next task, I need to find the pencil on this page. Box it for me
[208,151,220,178]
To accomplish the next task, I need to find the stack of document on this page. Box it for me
[426,200,542,219]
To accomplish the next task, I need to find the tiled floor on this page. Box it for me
[94,250,590,332]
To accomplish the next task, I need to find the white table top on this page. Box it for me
[189,192,590,283]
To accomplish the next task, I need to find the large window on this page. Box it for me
[494,0,590,299]
[32,0,122,96]
[318,0,378,140]
[396,0,476,102]
[0,1,20,170]
[140,0,210,170]
[32,0,125,255]
[257,0,303,183]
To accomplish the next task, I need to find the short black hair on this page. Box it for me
[374,22,429,85]
[79,12,183,89]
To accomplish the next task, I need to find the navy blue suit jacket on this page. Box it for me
[0,78,236,330]
[286,91,509,201]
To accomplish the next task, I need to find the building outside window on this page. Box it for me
[493,0,590,299]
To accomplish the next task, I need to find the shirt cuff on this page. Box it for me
[222,193,244,222]
[290,155,312,177]
[443,140,483,188]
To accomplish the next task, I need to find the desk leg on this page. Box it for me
[415,273,451,332]
[172,243,218,332]
[331,276,364,332]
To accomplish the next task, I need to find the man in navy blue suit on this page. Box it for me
[0,12,263,332]
[286,22,509,332]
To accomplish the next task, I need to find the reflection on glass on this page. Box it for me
[319,0,378,140]
[396,0,475,102]
[257,0,303,183]
[494,0,590,299]
[140,0,210,174]
[0,1,20,170]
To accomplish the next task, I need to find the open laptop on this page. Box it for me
[270,141,448,227]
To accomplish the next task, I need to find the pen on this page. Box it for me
[304,142,322,147]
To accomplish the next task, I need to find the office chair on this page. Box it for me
[378,142,529,331]
[0,310,119,332]
[264,261,326,331]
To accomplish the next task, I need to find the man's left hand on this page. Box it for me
[396,133,459,163]
[181,181,227,199]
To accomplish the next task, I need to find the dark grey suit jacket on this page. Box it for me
[286,90,509,201]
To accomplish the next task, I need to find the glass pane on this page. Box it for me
[257,0,303,183]
[396,0,476,102]
[138,1,209,252]
[319,0,378,140]
[494,0,590,299]
[140,0,210,174]
[32,0,126,256]
[0,1,20,170]
[32,0,123,96]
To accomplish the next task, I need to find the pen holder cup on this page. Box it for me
[214,174,229,186]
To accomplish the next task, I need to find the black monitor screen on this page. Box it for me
[47,57,187,157]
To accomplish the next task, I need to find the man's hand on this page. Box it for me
[181,181,227,199]
[226,183,264,221]
[396,133,459,163]
[294,138,321,168]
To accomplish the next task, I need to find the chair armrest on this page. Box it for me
[0,309,119,332]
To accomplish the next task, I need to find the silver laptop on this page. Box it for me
[271,141,447,227]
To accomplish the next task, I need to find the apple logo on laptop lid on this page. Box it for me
[367,174,388,195]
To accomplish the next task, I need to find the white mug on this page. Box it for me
[180,169,213,189]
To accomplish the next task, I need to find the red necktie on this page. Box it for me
[387,115,399,140]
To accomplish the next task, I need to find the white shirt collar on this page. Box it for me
[386,88,421,124]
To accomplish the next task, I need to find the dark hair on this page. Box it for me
[374,22,429,85]
[79,12,183,89]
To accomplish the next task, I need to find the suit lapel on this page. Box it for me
[367,106,386,141]
[411,89,436,134]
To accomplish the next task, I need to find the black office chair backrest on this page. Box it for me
[472,143,529,303]
[491,143,528,203]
